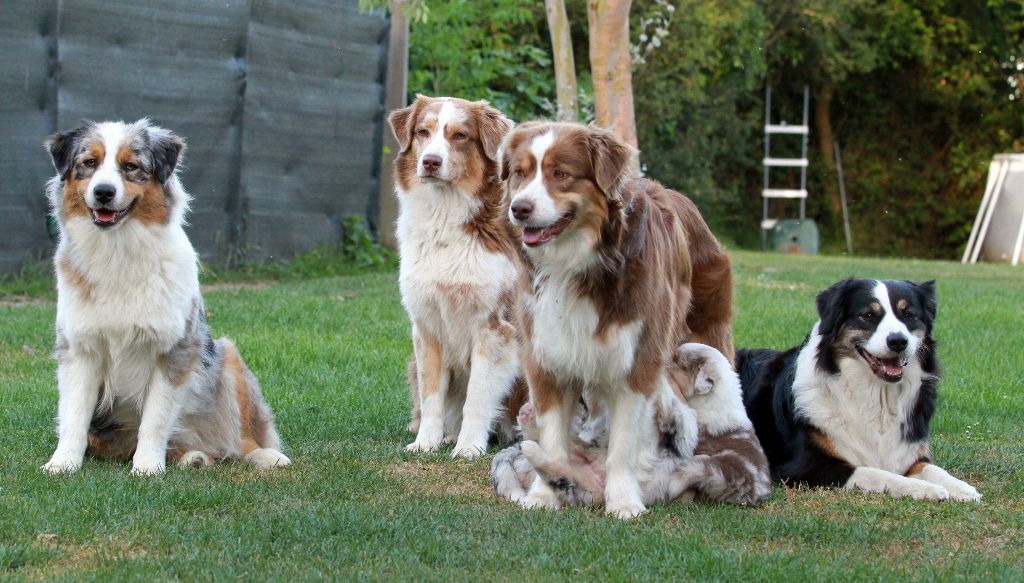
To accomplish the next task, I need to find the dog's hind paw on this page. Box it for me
[245,448,291,469]
[177,450,214,468]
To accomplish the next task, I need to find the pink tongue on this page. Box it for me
[95,209,117,222]
[523,228,546,246]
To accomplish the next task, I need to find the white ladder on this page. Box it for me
[762,85,810,250]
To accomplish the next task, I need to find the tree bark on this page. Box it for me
[378,0,409,250]
[814,81,841,216]
[587,0,637,147]
[545,0,577,121]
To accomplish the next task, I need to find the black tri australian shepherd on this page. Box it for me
[738,278,980,501]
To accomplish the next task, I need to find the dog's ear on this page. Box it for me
[816,278,856,337]
[389,94,428,154]
[473,101,513,162]
[44,124,89,179]
[146,125,186,184]
[587,127,633,202]
[912,279,937,322]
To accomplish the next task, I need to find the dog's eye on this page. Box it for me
[123,162,139,172]
[82,158,97,168]
[416,128,430,138]
[451,132,467,141]
[552,169,569,179]
[861,311,877,321]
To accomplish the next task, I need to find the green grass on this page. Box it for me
[1,251,1022,581]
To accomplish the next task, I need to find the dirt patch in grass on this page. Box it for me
[391,461,494,499]
[201,281,274,293]
[0,296,51,307]
[25,535,150,579]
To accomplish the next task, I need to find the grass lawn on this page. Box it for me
[1,250,1022,581]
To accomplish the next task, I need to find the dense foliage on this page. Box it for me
[403,0,1023,258]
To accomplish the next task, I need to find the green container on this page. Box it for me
[770,219,819,255]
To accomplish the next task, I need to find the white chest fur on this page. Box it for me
[792,330,926,473]
[395,185,517,367]
[527,271,642,389]
[56,218,200,384]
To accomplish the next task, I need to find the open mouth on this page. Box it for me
[857,346,910,383]
[90,199,136,229]
[522,210,576,247]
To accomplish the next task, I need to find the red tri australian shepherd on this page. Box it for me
[388,95,527,458]
[500,121,734,518]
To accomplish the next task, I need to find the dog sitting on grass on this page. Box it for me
[491,343,771,508]
[41,119,289,475]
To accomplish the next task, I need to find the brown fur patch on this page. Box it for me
[809,431,847,463]
[904,460,930,477]
[58,255,93,300]
[413,326,445,399]
[223,343,262,456]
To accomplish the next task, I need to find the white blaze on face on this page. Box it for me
[864,281,916,357]
[85,123,129,211]
[509,130,560,227]
[417,100,466,182]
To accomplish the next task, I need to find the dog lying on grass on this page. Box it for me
[492,343,770,508]
[739,278,981,501]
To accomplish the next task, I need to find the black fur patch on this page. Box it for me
[45,123,92,180]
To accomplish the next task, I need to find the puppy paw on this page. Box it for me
[245,448,291,469]
[519,489,560,511]
[517,402,536,427]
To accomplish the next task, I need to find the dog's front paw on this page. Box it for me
[451,441,486,459]
[130,463,165,476]
[605,499,647,520]
[908,481,949,501]
[945,480,982,502]
[405,436,443,453]
[42,455,82,475]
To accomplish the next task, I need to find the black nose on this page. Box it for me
[421,154,442,173]
[511,199,534,221]
[886,333,908,352]
[93,184,116,205]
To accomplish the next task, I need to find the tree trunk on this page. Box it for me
[587,0,637,147]
[545,0,577,121]
[815,81,841,216]
[378,0,409,250]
